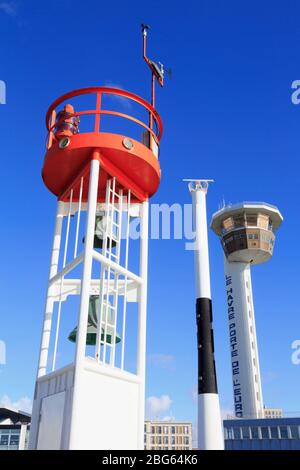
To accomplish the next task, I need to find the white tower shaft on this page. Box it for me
[188,180,224,450]
[224,258,264,419]
[192,187,211,300]
[29,156,149,450]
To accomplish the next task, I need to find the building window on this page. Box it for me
[241,427,250,439]
[184,437,189,445]
[261,427,269,439]
[183,426,189,434]
[233,214,246,228]
[157,436,162,445]
[171,436,176,445]
[270,426,279,439]
[233,427,241,439]
[163,426,169,434]
[257,214,269,229]
[0,434,9,446]
[223,217,234,232]
[171,426,176,434]
[9,434,19,446]
[163,436,168,445]
[246,214,258,227]
[279,426,288,439]
[151,436,155,445]
[290,426,299,439]
[157,426,162,434]
[151,426,155,434]
[251,427,259,439]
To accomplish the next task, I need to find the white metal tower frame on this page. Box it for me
[29,154,149,450]
[224,258,264,419]
[185,179,224,450]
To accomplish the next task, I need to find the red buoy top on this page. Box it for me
[42,87,163,203]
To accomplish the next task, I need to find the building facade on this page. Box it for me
[0,407,31,450]
[224,417,300,450]
[144,421,192,450]
[264,407,283,419]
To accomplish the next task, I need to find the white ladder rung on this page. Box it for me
[101,322,115,329]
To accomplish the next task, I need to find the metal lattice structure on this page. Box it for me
[29,83,162,450]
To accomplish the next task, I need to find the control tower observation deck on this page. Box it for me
[211,202,282,265]
[211,202,283,420]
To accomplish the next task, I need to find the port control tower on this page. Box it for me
[211,202,283,419]
[29,27,165,449]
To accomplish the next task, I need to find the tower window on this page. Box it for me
[246,214,258,227]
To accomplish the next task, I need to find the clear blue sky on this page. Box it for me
[0,0,300,424]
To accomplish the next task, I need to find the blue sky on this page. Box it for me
[0,0,300,426]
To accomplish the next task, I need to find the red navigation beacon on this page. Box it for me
[29,26,166,451]
[43,87,163,203]
[43,26,164,204]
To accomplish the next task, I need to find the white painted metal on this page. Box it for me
[188,179,224,451]
[111,189,123,365]
[92,250,142,284]
[189,181,211,299]
[121,190,131,370]
[52,190,74,371]
[96,178,111,362]
[50,278,138,302]
[37,391,66,449]
[74,176,83,258]
[137,201,149,450]
[68,157,100,449]
[18,423,27,450]
[224,258,264,419]
[37,201,64,378]
[102,177,121,365]
[31,157,149,449]
[198,394,224,450]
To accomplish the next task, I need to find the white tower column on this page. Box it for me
[187,180,224,450]
[37,201,64,378]
[30,155,151,450]
[18,423,28,450]
[137,200,149,449]
[224,258,264,419]
[68,156,100,449]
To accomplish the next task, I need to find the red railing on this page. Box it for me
[46,87,163,150]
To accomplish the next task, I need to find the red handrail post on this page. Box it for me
[94,92,101,132]
[45,87,163,151]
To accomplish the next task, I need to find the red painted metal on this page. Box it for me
[142,25,164,109]
[45,87,162,140]
[42,87,162,203]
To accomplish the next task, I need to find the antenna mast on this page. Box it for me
[141,24,164,112]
